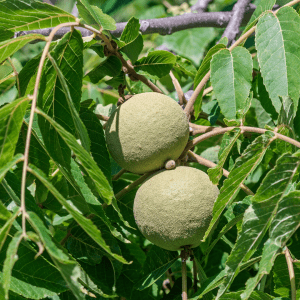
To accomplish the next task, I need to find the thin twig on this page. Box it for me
[8,57,21,98]
[184,0,300,119]
[81,24,162,94]
[189,125,300,149]
[20,21,80,238]
[221,0,252,46]
[95,113,109,121]
[181,249,188,300]
[16,7,259,39]
[170,71,187,105]
[191,0,214,12]
[112,169,126,181]
[285,248,296,300]
[115,172,153,200]
[193,258,198,293]
[188,151,254,195]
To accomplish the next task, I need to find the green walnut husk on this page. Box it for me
[133,166,219,251]
[105,92,189,174]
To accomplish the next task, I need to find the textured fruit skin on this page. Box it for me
[133,166,219,251]
[105,92,189,174]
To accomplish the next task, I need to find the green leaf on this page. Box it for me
[28,212,85,300]
[136,245,178,290]
[38,30,83,184]
[194,43,226,118]
[120,17,140,45]
[0,97,30,169]
[274,96,296,155]
[77,0,116,30]
[47,53,90,152]
[0,234,68,299]
[218,153,300,298]
[0,201,11,221]
[3,172,46,226]
[36,108,114,204]
[273,255,300,298]
[0,34,45,63]
[253,73,278,121]
[136,256,178,291]
[245,0,276,31]
[256,7,300,112]
[208,128,241,184]
[119,34,144,64]
[242,190,300,299]
[219,291,274,299]
[173,56,197,78]
[203,131,275,243]
[86,56,122,84]
[0,154,23,184]
[211,47,253,120]
[160,28,217,65]
[0,0,75,32]
[28,164,127,264]
[2,231,23,299]
[135,50,176,79]
[79,100,111,184]
[0,210,18,253]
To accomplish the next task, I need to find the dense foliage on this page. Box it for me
[1,0,300,299]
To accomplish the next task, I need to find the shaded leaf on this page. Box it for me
[135,50,176,79]
[28,164,127,264]
[0,34,45,63]
[0,97,30,169]
[0,210,18,253]
[136,256,178,290]
[120,17,140,45]
[120,34,143,64]
[208,128,241,184]
[0,0,75,32]
[77,0,116,30]
[36,108,114,204]
[160,28,217,65]
[255,7,300,112]
[0,234,68,299]
[203,131,275,243]
[2,231,23,299]
[28,212,85,300]
[218,153,300,298]
[0,154,23,183]
[86,56,122,84]
[79,100,111,184]
[273,255,300,298]
[173,56,197,78]
[211,47,253,120]
[242,189,300,298]
[47,53,90,152]
[194,43,226,118]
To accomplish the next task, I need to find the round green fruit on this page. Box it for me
[133,166,219,251]
[105,92,189,174]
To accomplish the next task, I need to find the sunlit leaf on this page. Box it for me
[218,152,300,298]
[208,128,241,184]
[0,97,30,169]
[0,0,75,32]
[28,164,127,264]
[203,132,275,243]
[256,7,300,112]
[211,47,253,120]
[135,50,176,79]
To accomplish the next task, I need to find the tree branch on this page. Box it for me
[191,0,214,12]
[15,6,259,40]
[189,125,300,149]
[285,247,296,300]
[187,151,254,195]
[221,0,252,46]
